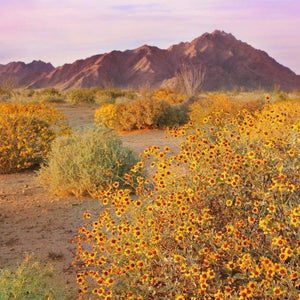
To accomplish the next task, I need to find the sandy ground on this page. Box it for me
[0,103,178,298]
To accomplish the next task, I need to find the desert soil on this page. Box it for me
[0,103,178,298]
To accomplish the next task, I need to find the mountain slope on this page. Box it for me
[1,30,300,91]
[0,60,54,88]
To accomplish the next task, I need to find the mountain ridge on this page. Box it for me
[1,30,299,91]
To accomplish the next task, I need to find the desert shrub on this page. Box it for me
[38,128,139,197]
[94,98,188,131]
[24,89,35,98]
[171,63,206,97]
[74,101,299,299]
[189,96,234,124]
[0,103,70,132]
[68,88,95,104]
[0,115,54,173]
[1,88,64,103]
[0,103,70,173]
[94,103,117,128]
[40,95,65,103]
[37,88,64,103]
[289,90,300,99]
[91,88,115,104]
[116,98,171,131]
[275,91,289,102]
[0,256,58,300]
[157,105,189,128]
[189,95,264,125]
[94,94,115,105]
[97,89,123,100]
[152,89,187,104]
[93,88,138,104]
[39,87,61,97]
[114,96,133,104]
[123,90,139,100]
[0,88,11,101]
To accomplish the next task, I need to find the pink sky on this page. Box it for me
[0,0,299,74]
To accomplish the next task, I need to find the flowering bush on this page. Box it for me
[94,104,118,129]
[0,103,70,173]
[0,103,69,132]
[189,96,263,126]
[152,89,187,105]
[94,98,188,131]
[74,101,299,299]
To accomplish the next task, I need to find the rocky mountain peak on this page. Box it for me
[1,30,299,91]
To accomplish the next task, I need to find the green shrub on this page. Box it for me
[38,88,64,103]
[38,128,139,197]
[40,95,65,103]
[277,91,289,101]
[24,89,35,97]
[93,88,138,104]
[0,88,11,101]
[158,105,189,128]
[68,88,95,104]
[39,87,61,97]
[0,256,59,300]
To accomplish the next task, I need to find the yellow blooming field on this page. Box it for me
[74,100,299,299]
[0,95,299,299]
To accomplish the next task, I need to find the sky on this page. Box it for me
[0,0,299,74]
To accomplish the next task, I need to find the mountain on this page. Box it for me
[0,60,54,88]
[1,30,300,91]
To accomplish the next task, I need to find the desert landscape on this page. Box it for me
[0,102,172,298]
[0,88,299,299]
[1,1,300,299]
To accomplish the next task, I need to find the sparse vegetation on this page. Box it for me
[67,88,95,104]
[0,255,60,300]
[38,87,64,103]
[0,87,299,299]
[174,63,206,97]
[38,128,139,197]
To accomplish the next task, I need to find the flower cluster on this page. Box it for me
[94,98,187,131]
[74,101,299,299]
[0,103,70,173]
[152,89,187,105]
